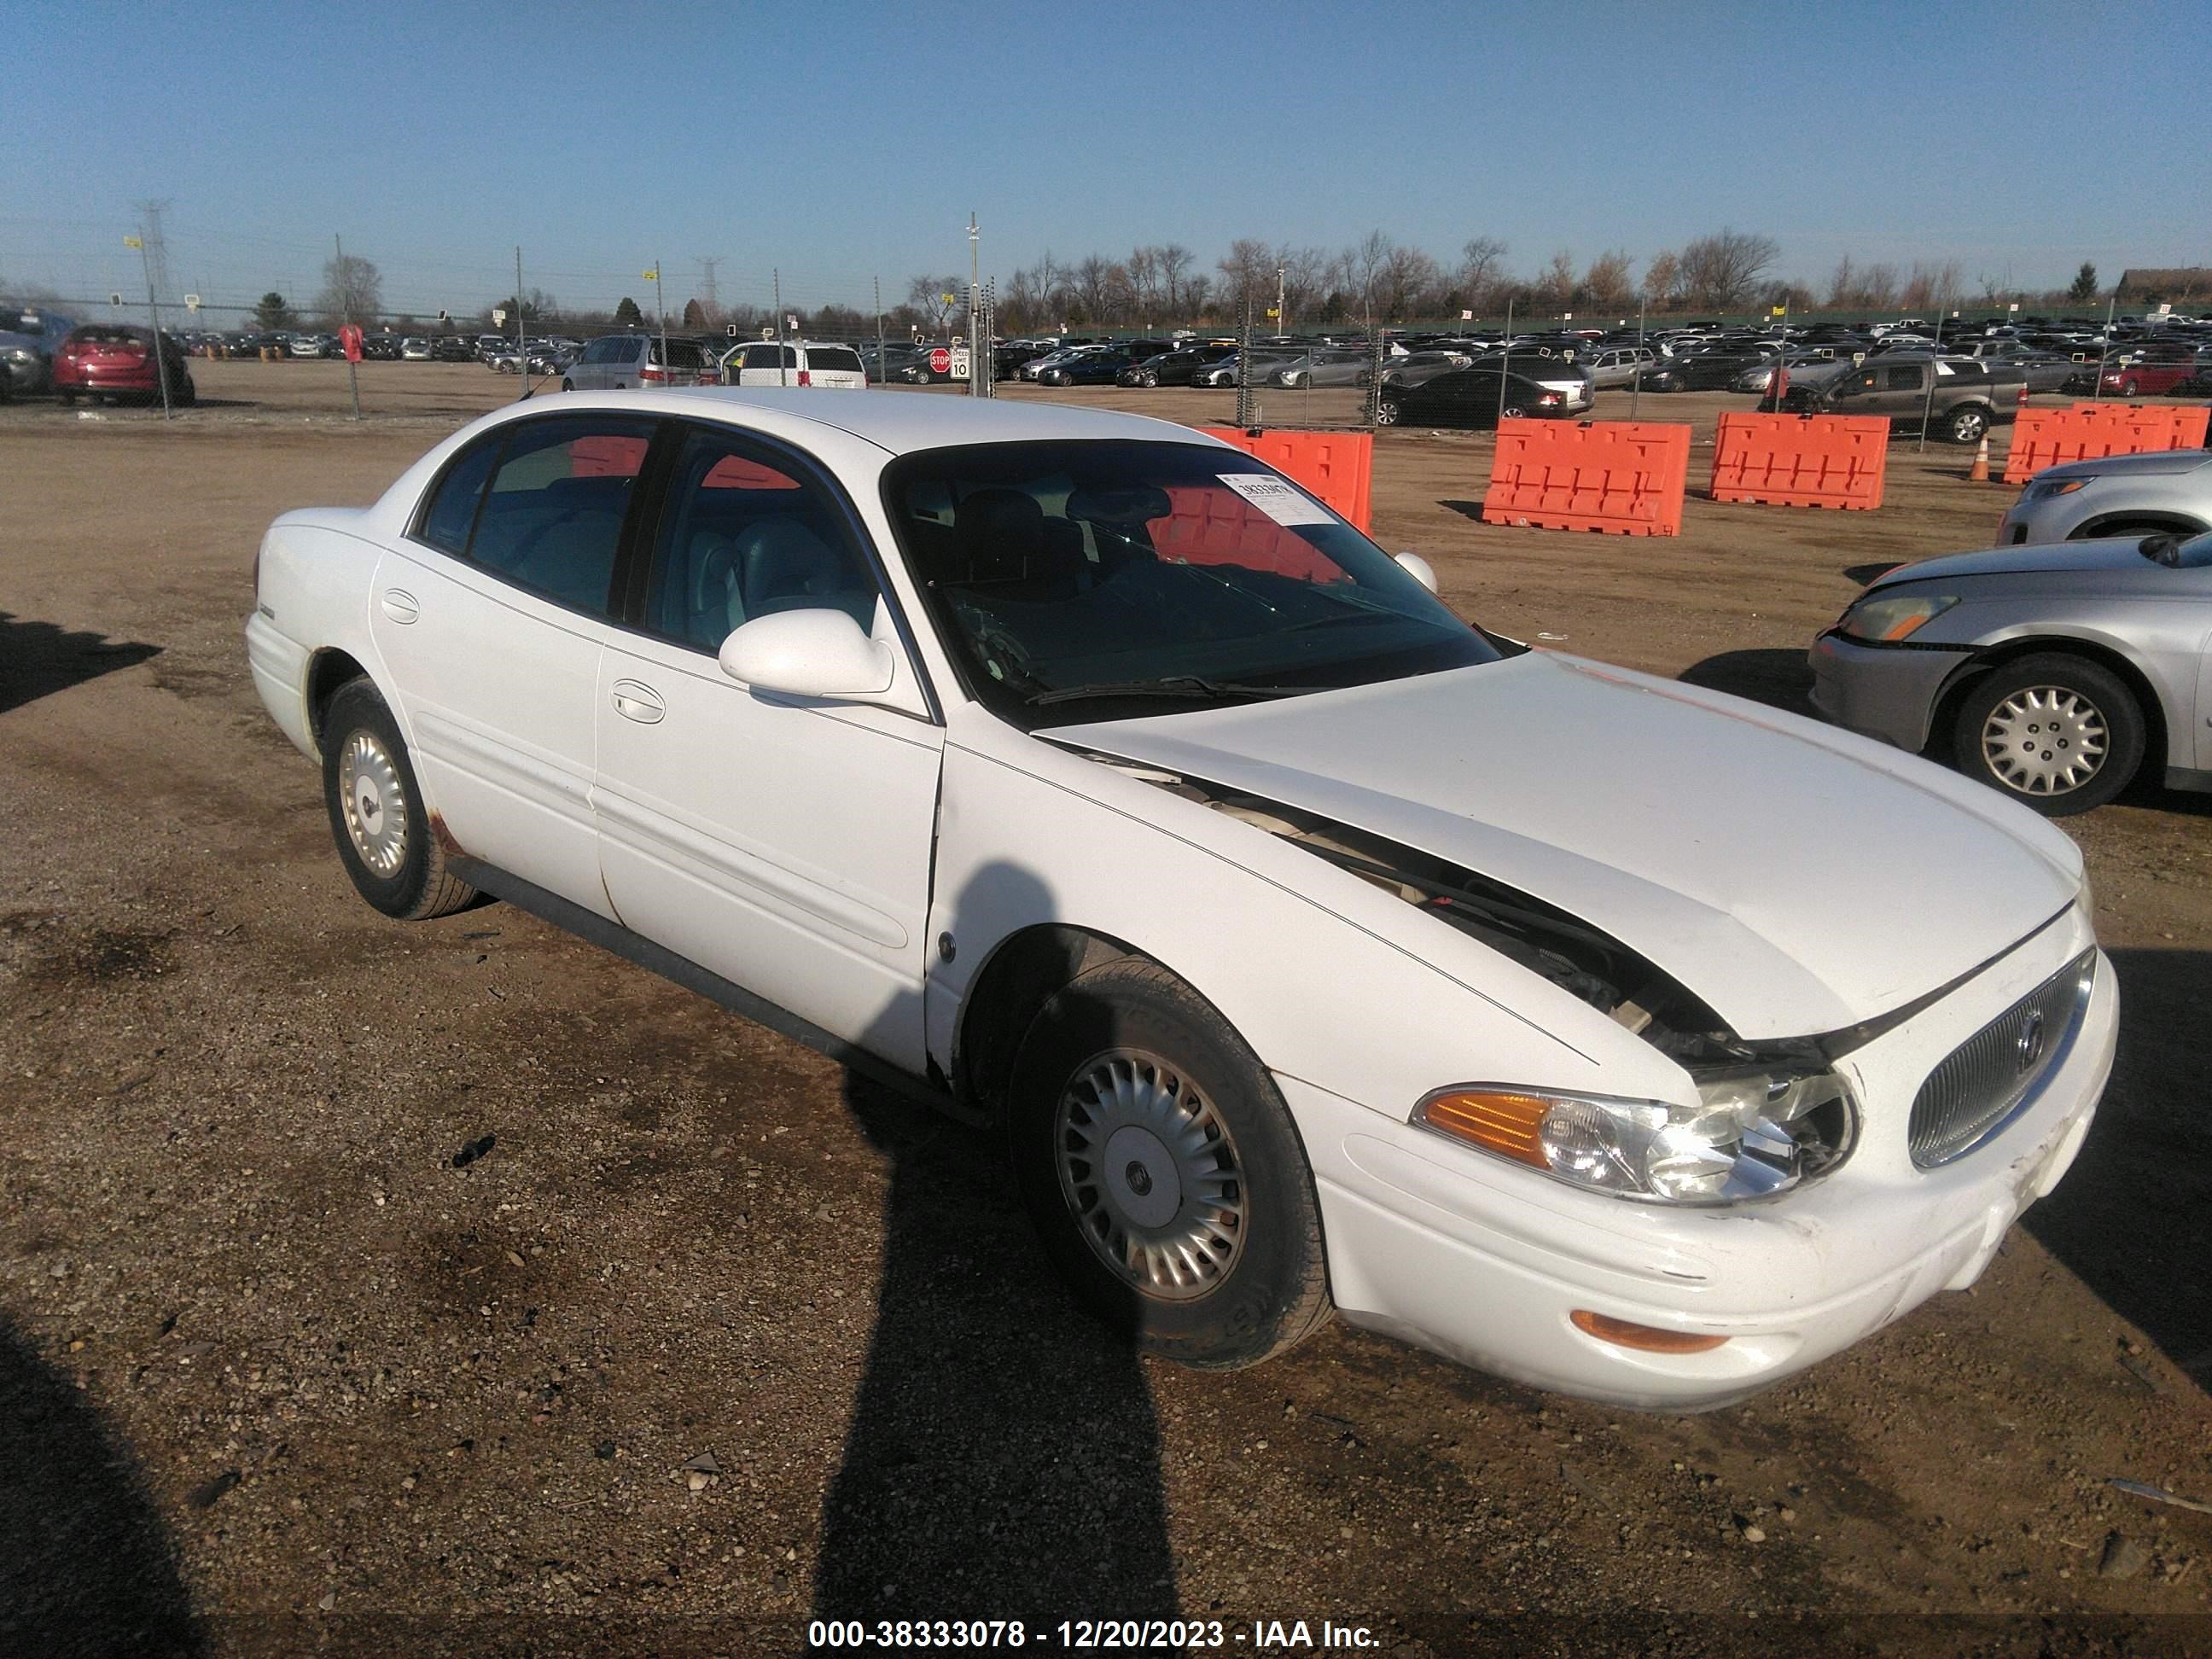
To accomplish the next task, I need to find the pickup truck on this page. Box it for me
[1807,352,2024,443]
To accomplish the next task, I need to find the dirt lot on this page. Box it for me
[2,367,2208,1656]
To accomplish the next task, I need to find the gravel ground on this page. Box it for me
[1,375,2207,1656]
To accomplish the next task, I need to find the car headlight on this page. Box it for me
[1836,591,1959,643]
[1418,1068,1854,1204]
[2024,476,2091,500]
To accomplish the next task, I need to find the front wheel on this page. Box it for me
[1946,404,1990,444]
[2122,379,2140,398]
[1952,653,2145,816]
[560,378,573,393]
[321,679,478,918]
[1374,399,1400,426]
[1008,958,1332,1370]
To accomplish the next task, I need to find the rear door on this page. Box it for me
[591,422,942,1067]
[369,414,658,914]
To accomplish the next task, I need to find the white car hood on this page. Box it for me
[1045,653,2081,1039]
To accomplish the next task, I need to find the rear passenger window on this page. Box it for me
[418,436,501,554]
[810,347,864,373]
[644,428,879,653]
[467,417,658,616]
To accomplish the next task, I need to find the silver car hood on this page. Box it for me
[1872,538,2172,589]
[2036,448,2211,481]
[1048,653,2081,1039]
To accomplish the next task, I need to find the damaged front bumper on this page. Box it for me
[1284,906,2114,1410]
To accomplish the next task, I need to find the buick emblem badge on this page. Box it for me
[2016,1009,2047,1074]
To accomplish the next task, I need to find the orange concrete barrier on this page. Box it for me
[1480,419,1690,536]
[1709,412,1889,510]
[1200,428,1373,531]
[2002,402,2212,485]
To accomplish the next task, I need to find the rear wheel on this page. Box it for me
[1946,404,1990,444]
[320,679,478,918]
[560,378,573,393]
[1952,653,2145,816]
[1008,958,1331,1370]
[1374,399,1400,426]
[2122,378,2140,398]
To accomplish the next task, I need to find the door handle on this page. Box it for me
[610,679,666,724]
[380,588,420,625]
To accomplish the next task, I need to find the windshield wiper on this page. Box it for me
[1025,674,1313,707]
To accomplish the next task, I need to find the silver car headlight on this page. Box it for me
[2023,475,2092,501]
[1836,591,1959,643]
[1417,1068,1855,1204]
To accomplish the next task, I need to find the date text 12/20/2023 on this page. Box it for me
[804,1618,1379,1650]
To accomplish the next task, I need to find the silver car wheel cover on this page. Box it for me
[1982,686,2108,795]
[337,729,410,876]
[1055,1048,1246,1301]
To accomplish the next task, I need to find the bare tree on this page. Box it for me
[1641,248,1681,310]
[1345,230,1394,317]
[1275,244,1329,328]
[1582,248,1634,311]
[1859,262,1898,309]
[1072,253,1115,322]
[1156,243,1194,315]
[1677,229,1780,309]
[1825,255,1858,310]
[1540,249,1577,311]
[905,276,961,334]
[1375,245,1442,320]
[1215,238,1278,316]
[317,253,382,324]
[1125,246,1160,325]
[1458,236,1509,310]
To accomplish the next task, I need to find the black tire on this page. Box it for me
[560,378,573,393]
[1946,404,1991,444]
[319,679,478,918]
[1007,958,1332,1370]
[174,377,196,408]
[56,389,74,406]
[1951,653,2146,817]
[2122,378,2139,398]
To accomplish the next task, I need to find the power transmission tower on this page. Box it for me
[695,256,721,323]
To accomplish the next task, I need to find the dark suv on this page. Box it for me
[1810,353,2023,443]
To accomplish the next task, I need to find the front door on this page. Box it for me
[591,424,942,1068]
[369,412,656,915]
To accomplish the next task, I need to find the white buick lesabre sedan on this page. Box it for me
[246,389,2115,1409]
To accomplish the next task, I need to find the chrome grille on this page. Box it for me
[1908,952,2095,1168]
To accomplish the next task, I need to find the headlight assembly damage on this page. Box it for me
[1106,760,1860,1205]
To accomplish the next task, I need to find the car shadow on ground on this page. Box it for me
[0,1317,203,1655]
[809,1070,1179,1638]
[2026,948,2212,1387]
[1676,648,1813,716]
[0,612,161,716]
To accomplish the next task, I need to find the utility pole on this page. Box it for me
[773,269,786,387]
[1631,297,1647,420]
[336,233,363,419]
[125,227,173,420]
[1498,295,1514,427]
[515,247,530,400]
[874,276,886,389]
[1276,265,1286,337]
[653,257,667,385]
[968,212,985,399]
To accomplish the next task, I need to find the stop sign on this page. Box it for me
[929,346,951,375]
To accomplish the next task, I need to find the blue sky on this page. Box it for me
[4,0,2206,317]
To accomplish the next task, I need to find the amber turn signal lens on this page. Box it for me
[1420,1091,1551,1167]
[1570,1310,1730,1354]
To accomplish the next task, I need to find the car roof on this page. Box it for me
[528,386,1224,457]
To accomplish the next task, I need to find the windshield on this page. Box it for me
[881,439,1499,727]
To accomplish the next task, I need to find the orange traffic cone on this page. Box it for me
[1968,434,1990,483]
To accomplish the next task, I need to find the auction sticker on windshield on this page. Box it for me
[1219,472,1333,526]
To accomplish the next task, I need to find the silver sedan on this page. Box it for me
[1808,530,2212,815]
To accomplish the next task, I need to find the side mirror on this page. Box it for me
[719,608,895,700]
[1394,550,1439,593]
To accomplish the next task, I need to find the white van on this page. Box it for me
[725,340,868,389]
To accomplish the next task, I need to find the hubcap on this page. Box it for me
[337,729,409,876]
[1982,686,2108,796]
[1055,1049,1246,1301]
